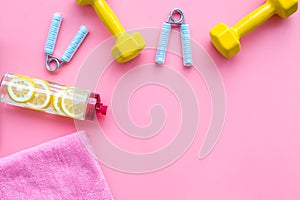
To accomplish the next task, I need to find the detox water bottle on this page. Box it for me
[0,73,107,120]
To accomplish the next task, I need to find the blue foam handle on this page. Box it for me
[61,26,89,63]
[44,13,62,55]
[155,22,171,64]
[181,24,192,67]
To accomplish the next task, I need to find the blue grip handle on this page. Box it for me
[61,26,89,63]
[181,24,192,67]
[44,13,62,55]
[155,22,171,64]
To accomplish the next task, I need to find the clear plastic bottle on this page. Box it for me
[0,73,107,120]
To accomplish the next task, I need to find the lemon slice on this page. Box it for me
[26,79,51,110]
[51,90,65,116]
[61,87,89,119]
[7,76,35,103]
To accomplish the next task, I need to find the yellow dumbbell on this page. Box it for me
[210,0,298,58]
[77,0,146,63]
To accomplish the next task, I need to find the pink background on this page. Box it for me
[1,0,300,199]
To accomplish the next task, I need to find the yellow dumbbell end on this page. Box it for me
[112,32,146,63]
[76,0,146,63]
[210,23,241,58]
[270,0,298,18]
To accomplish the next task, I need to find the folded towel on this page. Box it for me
[0,131,114,200]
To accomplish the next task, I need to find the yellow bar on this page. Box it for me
[92,0,125,36]
[232,2,275,38]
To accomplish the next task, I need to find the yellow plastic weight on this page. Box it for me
[77,0,146,63]
[210,0,298,58]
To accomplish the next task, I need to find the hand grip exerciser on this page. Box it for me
[44,13,89,72]
[155,8,192,67]
[0,73,107,120]
[210,0,298,58]
[76,0,146,63]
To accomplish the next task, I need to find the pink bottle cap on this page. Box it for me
[85,92,107,120]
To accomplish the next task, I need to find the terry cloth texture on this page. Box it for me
[0,131,114,200]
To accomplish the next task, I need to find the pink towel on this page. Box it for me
[0,131,114,200]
